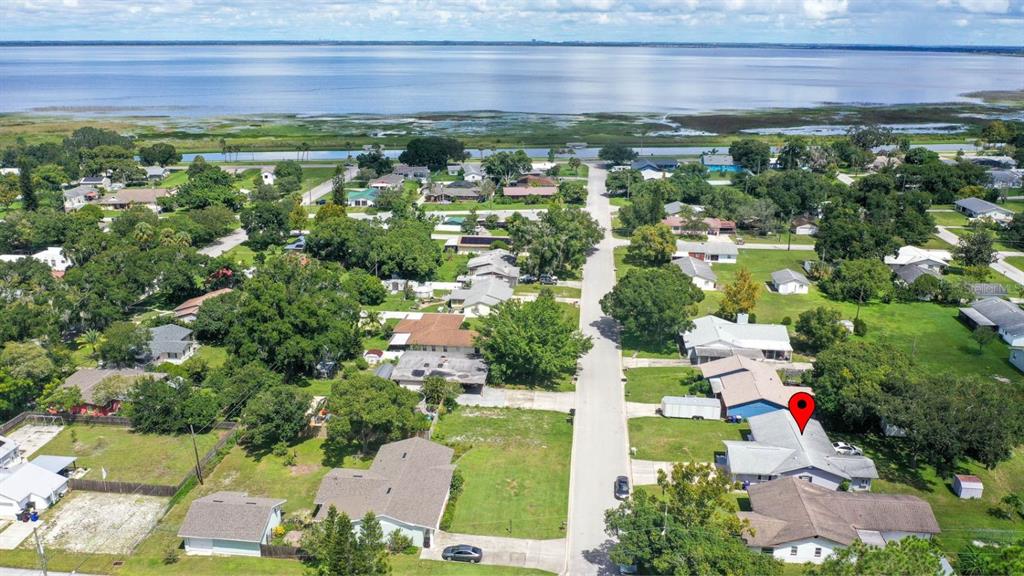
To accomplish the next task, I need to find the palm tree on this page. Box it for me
[133,222,154,245]
[158,227,177,246]
[300,142,311,161]
[78,329,102,360]
[174,231,192,248]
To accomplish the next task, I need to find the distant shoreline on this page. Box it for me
[1,40,1021,55]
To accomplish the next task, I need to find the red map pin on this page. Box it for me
[788,392,815,434]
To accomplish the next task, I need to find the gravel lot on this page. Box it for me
[39,492,167,554]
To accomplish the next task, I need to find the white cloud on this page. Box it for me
[956,0,1009,13]
[954,17,971,26]
[802,0,848,20]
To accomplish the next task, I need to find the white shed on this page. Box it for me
[771,269,811,295]
[953,474,983,499]
[661,396,721,420]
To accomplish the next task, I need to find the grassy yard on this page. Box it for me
[434,408,572,540]
[222,244,258,267]
[948,227,1016,252]
[514,284,582,299]
[608,197,632,207]
[921,235,955,249]
[735,232,816,246]
[424,201,550,212]
[37,424,224,484]
[621,333,682,359]
[193,345,228,369]
[624,367,702,404]
[926,210,970,227]
[832,434,1024,556]
[159,170,189,188]
[365,293,421,313]
[436,254,470,282]
[1005,256,1024,271]
[628,417,748,463]
[554,163,589,177]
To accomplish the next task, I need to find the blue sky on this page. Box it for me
[2,0,1023,46]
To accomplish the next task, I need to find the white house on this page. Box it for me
[884,246,950,271]
[0,462,69,519]
[447,277,514,317]
[674,241,738,263]
[722,411,878,491]
[178,491,285,556]
[673,256,717,291]
[0,435,20,469]
[0,247,73,276]
[740,477,940,564]
[260,171,275,186]
[791,217,818,236]
[953,474,984,500]
[315,437,454,548]
[681,315,792,364]
[959,297,1024,346]
[771,269,810,295]
[1012,347,1024,373]
[954,197,1014,222]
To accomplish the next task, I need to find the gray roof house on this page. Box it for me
[723,410,879,491]
[739,477,939,563]
[315,437,455,548]
[890,264,940,286]
[701,154,736,167]
[448,277,514,317]
[675,241,738,263]
[954,197,1015,220]
[681,315,792,364]
[770,269,810,294]
[466,249,520,285]
[61,368,167,411]
[178,491,285,557]
[959,297,1024,346]
[389,351,488,389]
[148,324,198,365]
[989,169,1023,189]
[143,166,170,181]
[673,256,717,290]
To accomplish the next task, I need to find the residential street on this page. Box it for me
[565,164,631,575]
[198,227,248,258]
[299,165,358,206]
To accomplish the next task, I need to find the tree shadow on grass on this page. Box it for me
[847,434,932,492]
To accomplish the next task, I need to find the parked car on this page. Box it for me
[519,274,538,284]
[539,274,558,285]
[614,475,630,500]
[442,545,483,563]
[832,441,863,456]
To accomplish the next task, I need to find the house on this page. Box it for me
[314,437,455,548]
[424,183,482,203]
[740,477,939,564]
[363,349,384,366]
[989,169,1023,189]
[953,474,984,499]
[722,411,879,491]
[369,173,406,191]
[791,216,818,236]
[703,218,736,236]
[954,197,1015,222]
[868,155,901,171]
[700,355,813,419]
[389,313,478,355]
[0,435,20,469]
[96,188,171,211]
[465,249,519,286]
[444,235,506,254]
[80,175,111,188]
[260,171,275,186]
[516,174,557,187]
[347,188,379,207]
[673,256,717,291]
[447,164,485,182]
[283,235,306,252]
[448,277,514,317]
[884,246,950,271]
[173,288,234,322]
[148,324,198,364]
[631,159,679,172]
[1011,348,1024,373]
[771,269,810,295]
[61,368,167,415]
[389,351,488,389]
[30,455,77,477]
[681,315,792,363]
[143,166,170,181]
[959,297,1024,346]
[178,491,285,557]
[639,168,670,180]
[63,185,98,210]
[664,201,704,216]
[0,461,69,519]
[968,155,1017,169]
[701,154,740,172]
[392,164,430,182]
[501,186,558,199]
[660,215,704,236]
[3,247,76,277]
[890,264,941,287]
[674,241,738,263]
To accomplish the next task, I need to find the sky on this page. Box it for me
[1,0,1023,46]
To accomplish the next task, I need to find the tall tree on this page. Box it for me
[807,537,943,576]
[719,268,761,319]
[17,158,36,211]
[953,228,997,269]
[323,374,427,455]
[601,266,704,342]
[728,139,771,173]
[626,224,676,267]
[795,307,848,353]
[240,387,311,453]
[823,258,892,319]
[331,163,347,207]
[398,136,465,171]
[598,143,639,165]
[483,150,532,186]
[97,321,150,367]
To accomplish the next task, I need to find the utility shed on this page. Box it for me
[953,474,984,499]
[660,396,721,420]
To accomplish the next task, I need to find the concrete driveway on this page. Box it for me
[5,423,64,458]
[199,227,248,258]
[421,532,566,574]
[630,460,675,486]
[625,402,660,418]
[457,387,576,413]
[992,256,1024,287]
[0,520,37,550]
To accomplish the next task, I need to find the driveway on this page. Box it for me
[198,227,248,258]
[992,256,1024,287]
[626,402,660,418]
[300,165,357,206]
[421,532,565,574]
[630,460,675,486]
[0,520,37,550]
[934,225,961,246]
[5,422,64,459]
[565,164,631,575]
[456,387,576,413]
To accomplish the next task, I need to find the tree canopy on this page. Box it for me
[323,374,428,455]
[601,265,704,342]
[398,136,465,171]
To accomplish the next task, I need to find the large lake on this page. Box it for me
[1,44,1021,115]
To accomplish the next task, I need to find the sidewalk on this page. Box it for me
[457,387,575,413]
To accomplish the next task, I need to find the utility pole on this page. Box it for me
[33,525,47,576]
[189,424,204,485]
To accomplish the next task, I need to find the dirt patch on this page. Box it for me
[39,491,167,554]
[289,464,318,476]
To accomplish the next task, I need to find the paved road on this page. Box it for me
[300,165,358,206]
[198,227,248,258]
[565,164,630,575]
[992,256,1024,287]
[934,225,961,246]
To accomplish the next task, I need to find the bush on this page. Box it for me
[387,530,414,554]
[781,316,792,326]
[272,440,289,457]
[853,317,867,336]
[163,546,180,565]
[354,357,370,371]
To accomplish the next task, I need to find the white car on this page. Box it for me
[832,441,863,456]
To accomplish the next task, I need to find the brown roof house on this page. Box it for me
[740,477,939,564]
[700,355,812,420]
[97,188,171,212]
[173,288,234,322]
[314,437,455,548]
[60,368,167,416]
[389,313,478,355]
[178,491,285,557]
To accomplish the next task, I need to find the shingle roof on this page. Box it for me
[173,288,234,319]
[315,437,454,529]
[62,368,167,405]
[371,174,405,186]
[676,241,738,257]
[177,491,285,543]
[701,154,735,166]
[724,411,878,481]
[149,324,194,357]
[501,186,558,198]
[955,197,1014,217]
[391,314,477,348]
[673,256,716,282]
[449,277,514,308]
[389,351,488,386]
[890,264,940,285]
[883,246,951,267]
[467,250,520,279]
[97,188,170,205]
[700,355,812,409]
[962,297,1024,336]
[682,315,792,354]
[771,269,810,287]
[740,477,939,547]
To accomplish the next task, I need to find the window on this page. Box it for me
[814,547,822,558]
[799,475,812,483]
[761,548,773,554]
[789,546,798,556]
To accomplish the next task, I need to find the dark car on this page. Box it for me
[539,274,558,285]
[614,475,630,500]
[519,274,538,284]
[442,544,484,563]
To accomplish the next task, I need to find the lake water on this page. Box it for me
[1,44,1021,116]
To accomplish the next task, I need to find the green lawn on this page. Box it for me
[948,227,1015,252]
[222,244,257,267]
[628,417,748,463]
[735,232,816,246]
[554,163,589,177]
[298,167,336,193]
[36,424,224,484]
[921,235,955,249]
[514,284,582,299]
[364,293,420,312]
[1005,256,1024,271]
[434,408,572,539]
[424,201,550,212]
[832,434,1024,555]
[926,210,970,227]
[624,367,702,404]
[436,254,470,282]
[159,170,189,188]
[608,197,631,207]
[193,345,228,369]
[621,333,681,359]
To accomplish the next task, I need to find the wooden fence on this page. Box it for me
[260,544,309,560]
[68,479,179,497]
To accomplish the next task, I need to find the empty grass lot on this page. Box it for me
[926,209,970,227]
[436,254,471,282]
[628,417,749,463]
[222,244,257,267]
[513,284,582,299]
[37,424,223,484]
[624,367,702,404]
[434,408,572,539]
[832,434,1024,556]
